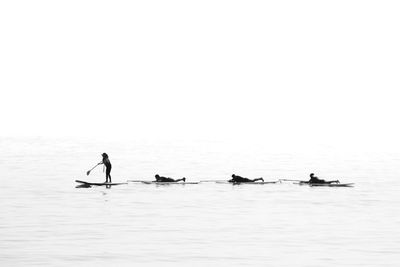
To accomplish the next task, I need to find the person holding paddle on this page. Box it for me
[86,153,112,183]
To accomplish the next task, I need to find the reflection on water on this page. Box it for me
[1,137,400,266]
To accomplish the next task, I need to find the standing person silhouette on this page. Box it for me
[100,153,112,183]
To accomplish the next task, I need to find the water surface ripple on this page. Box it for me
[1,137,399,266]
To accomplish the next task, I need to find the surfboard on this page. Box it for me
[295,182,354,187]
[309,183,354,187]
[75,180,127,186]
[215,181,279,184]
[140,181,199,184]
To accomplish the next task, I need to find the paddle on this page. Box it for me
[86,163,100,176]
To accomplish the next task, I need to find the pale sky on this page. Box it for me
[1,1,399,150]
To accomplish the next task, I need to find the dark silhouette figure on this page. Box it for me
[229,174,264,183]
[154,174,186,182]
[309,173,339,184]
[100,153,112,183]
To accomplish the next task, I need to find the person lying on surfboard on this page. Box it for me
[228,174,264,183]
[154,174,186,183]
[308,173,339,184]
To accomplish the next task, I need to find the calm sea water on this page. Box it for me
[1,137,399,266]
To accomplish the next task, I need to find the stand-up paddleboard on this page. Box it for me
[75,180,127,186]
[215,181,279,184]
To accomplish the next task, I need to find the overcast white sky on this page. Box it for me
[1,1,399,150]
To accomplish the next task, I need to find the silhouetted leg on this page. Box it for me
[252,178,264,182]
[327,180,339,184]
[106,168,112,183]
